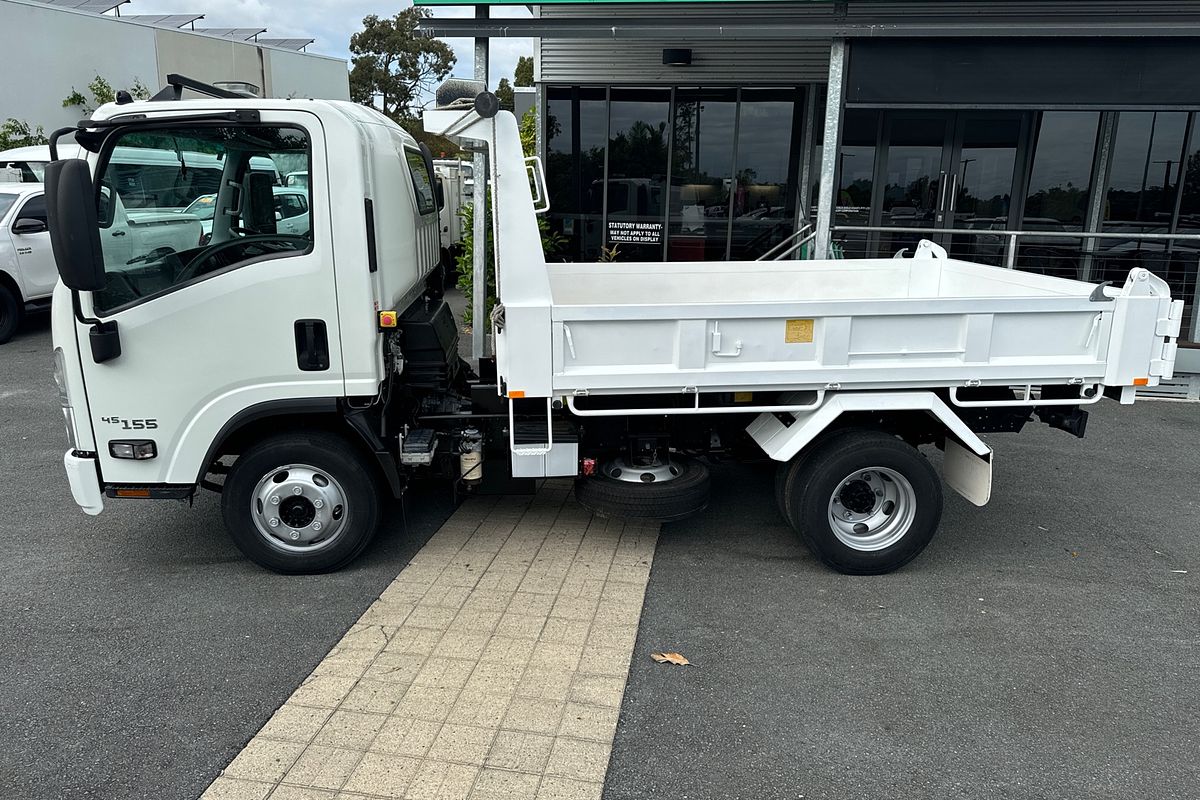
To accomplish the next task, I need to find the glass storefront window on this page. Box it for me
[1104,111,1188,232]
[835,110,878,258]
[545,87,607,262]
[1019,111,1101,278]
[729,88,801,260]
[668,89,737,261]
[606,88,671,261]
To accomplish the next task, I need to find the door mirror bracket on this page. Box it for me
[12,218,47,235]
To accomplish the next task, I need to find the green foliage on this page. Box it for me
[495,78,514,113]
[599,244,621,263]
[63,75,150,114]
[514,56,534,87]
[349,9,455,125]
[0,119,48,150]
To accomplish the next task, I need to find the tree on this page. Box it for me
[348,9,456,124]
[514,56,534,87]
[0,119,47,150]
[495,78,514,112]
[63,75,150,114]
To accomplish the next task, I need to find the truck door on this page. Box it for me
[10,194,58,298]
[71,114,344,487]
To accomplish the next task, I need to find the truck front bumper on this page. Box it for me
[64,450,104,516]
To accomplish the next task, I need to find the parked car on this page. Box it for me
[0,183,55,341]
[182,186,310,244]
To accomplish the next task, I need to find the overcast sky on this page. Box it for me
[125,0,536,93]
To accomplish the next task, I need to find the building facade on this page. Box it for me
[1,0,349,135]
[422,1,1200,381]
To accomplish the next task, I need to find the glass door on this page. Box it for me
[870,111,1026,260]
[947,113,1026,264]
[875,113,954,257]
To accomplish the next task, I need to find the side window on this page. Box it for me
[405,149,437,216]
[17,195,47,224]
[92,125,311,315]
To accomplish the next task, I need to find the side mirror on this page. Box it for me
[12,217,47,235]
[420,143,443,211]
[275,210,283,221]
[44,159,106,292]
[435,177,446,211]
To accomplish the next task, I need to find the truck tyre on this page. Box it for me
[0,283,20,344]
[783,429,942,575]
[221,432,382,574]
[574,455,710,523]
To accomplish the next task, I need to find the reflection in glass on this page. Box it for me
[668,89,736,261]
[1019,111,1101,279]
[879,115,948,258]
[948,116,1021,264]
[835,110,878,258]
[729,89,800,260]
[606,88,671,261]
[1104,111,1187,232]
[546,87,607,261]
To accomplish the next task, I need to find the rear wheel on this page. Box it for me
[221,432,382,573]
[574,454,710,522]
[0,284,21,344]
[783,429,942,575]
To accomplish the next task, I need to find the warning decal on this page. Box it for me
[784,319,814,344]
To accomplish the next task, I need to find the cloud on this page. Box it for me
[125,0,536,86]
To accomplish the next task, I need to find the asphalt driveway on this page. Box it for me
[0,316,456,800]
[607,399,1199,800]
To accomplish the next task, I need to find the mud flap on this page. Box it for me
[944,439,992,506]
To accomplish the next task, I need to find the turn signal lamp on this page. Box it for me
[379,311,398,328]
[1133,378,1149,386]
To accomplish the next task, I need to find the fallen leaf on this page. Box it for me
[651,651,692,666]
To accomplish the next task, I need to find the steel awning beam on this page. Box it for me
[417,16,1200,39]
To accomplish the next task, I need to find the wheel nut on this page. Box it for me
[292,486,303,495]
[270,495,280,505]
[312,521,322,531]
[876,490,884,497]
[268,517,280,528]
[290,531,300,541]
[861,473,871,481]
[314,499,324,509]
[843,511,853,519]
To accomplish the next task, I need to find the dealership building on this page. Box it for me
[422,0,1200,388]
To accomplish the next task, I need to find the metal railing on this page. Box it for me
[834,224,1200,269]
[757,223,815,262]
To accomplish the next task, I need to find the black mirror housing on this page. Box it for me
[45,159,106,292]
[12,217,47,235]
[420,143,443,212]
[435,177,446,212]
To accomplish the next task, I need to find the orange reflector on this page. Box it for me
[733,391,753,403]
[509,390,526,398]
[378,311,398,328]
[1133,377,1149,386]
[116,489,151,498]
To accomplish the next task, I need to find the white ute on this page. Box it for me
[0,183,56,342]
[44,76,1182,575]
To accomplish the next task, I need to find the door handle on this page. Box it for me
[949,173,959,214]
[111,231,126,237]
[937,171,949,211]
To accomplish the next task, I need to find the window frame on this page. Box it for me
[89,121,315,318]
[404,147,437,216]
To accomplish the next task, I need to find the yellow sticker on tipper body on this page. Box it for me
[785,318,814,344]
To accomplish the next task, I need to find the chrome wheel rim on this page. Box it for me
[827,466,916,552]
[250,464,348,553]
[603,456,683,484]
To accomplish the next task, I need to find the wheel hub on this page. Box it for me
[827,467,917,552]
[250,465,348,552]
[603,456,683,484]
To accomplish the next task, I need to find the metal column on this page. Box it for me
[814,39,846,260]
[471,7,490,361]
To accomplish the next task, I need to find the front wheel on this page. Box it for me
[221,432,382,573]
[782,429,943,575]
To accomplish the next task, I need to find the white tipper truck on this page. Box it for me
[44,76,1182,575]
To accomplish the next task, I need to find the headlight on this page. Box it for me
[52,348,78,449]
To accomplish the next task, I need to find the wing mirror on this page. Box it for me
[44,159,106,292]
[12,218,47,235]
